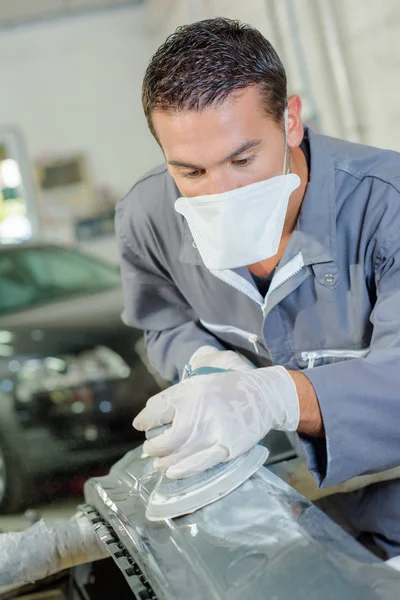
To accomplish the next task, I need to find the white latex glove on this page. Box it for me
[386,556,400,572]
[133,365,299,479]
[188,345,255,373]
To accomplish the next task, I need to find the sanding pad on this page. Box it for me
[146,444,268,521]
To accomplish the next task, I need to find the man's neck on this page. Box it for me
[248,146,309,277]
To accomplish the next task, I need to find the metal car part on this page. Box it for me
[83,446,400,600]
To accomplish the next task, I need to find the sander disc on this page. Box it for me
[146,444,268,521]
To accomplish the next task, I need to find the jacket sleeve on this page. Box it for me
[115,210,224,382]
[301,229,400,488]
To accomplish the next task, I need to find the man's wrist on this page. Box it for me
[287,369,324,437]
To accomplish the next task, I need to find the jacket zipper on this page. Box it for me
[200,319,260,354]
[209,268,264,307]
[301,348,370,369]
[263,252,304,315]
[204,253,305,355]
[210,251,305,317]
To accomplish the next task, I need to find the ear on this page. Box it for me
[287,95,304,149]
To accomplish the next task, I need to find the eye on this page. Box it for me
[182,169,203,179]
[232,155,255,167]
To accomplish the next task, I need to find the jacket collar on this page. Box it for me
[282,127,336,268]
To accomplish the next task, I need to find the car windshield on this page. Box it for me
[0,245,121,314]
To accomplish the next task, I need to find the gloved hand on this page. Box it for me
[133,366,299,479]
[188,345,254,373]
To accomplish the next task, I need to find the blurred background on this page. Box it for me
[0,0,398,572]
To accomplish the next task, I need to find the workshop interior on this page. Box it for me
[1,1,400,598]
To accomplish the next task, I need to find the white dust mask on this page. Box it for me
[174,109,301,270]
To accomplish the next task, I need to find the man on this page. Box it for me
[116,18,400,558]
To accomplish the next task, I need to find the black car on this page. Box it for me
[0,242,166,513]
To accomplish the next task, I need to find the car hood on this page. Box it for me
[0,287,127,358]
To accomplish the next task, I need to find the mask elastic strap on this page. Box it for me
[283,106,291,175]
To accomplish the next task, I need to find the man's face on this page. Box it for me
[152,87,303,197]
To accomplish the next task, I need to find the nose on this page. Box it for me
[206,171,237,195]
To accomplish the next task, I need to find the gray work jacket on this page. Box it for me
[116,128,400,556]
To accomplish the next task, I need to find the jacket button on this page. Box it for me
[192,241,197,248]
[325,273,335,283]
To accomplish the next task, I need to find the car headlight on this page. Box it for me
[15,346,131,403]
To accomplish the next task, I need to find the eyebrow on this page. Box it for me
[168,139,262,170]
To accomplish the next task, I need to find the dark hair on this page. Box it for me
[142,17,287,139]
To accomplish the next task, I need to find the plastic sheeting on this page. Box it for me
[0,511,109,587]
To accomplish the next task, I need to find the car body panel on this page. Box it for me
[83,446,400,600]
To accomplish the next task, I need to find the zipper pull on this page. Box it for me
[248,334,259,354]
[307,352,317,369]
